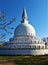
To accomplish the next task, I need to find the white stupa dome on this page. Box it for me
[14,8,35,37]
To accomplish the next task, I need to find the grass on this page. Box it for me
[0,55,48,65]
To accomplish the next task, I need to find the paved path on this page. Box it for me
[0,60,16,65]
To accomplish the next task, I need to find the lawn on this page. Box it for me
[0,55,48,65]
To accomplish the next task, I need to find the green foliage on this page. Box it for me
[0,55,48,65]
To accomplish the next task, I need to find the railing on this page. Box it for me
[0,44,45,50]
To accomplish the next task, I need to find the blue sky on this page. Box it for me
[0,0,48,41]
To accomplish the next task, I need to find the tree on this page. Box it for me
[0,11,16,42]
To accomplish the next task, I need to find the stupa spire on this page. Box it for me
[22,8,27,20]
[21,8,28,23]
